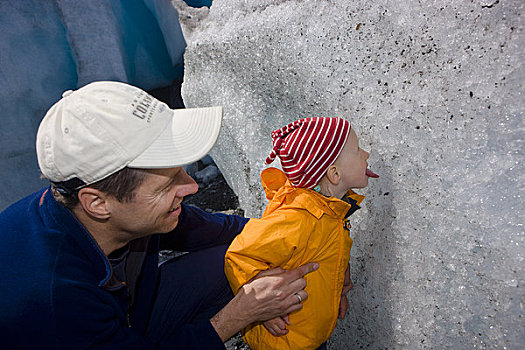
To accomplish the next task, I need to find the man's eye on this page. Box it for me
[157,184,172,195]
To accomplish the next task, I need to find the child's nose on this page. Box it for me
[364,150,370,159]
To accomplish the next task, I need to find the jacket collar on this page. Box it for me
[261,168,365,220]
[39,187,114,289]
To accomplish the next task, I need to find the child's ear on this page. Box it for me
[325,165,341,185]
[77,188,111,220]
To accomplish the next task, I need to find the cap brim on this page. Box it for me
[128,106,222,168]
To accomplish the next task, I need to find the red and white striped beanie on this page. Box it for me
[265,117,351,189]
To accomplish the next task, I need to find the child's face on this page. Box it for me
[333,129,371,189]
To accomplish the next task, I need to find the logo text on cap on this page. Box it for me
[131,92,158,123]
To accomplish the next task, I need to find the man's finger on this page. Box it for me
[256,267,286,278]
[286,262,319,280]
[280,290,308,316]
[291,290,308,304]
[283,315,290,325]
[284,300,303,315]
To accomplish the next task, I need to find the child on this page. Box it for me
[225,117,378,350]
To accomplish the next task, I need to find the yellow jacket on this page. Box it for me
[225,168,365,350]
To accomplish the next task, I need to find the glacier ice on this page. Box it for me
[0,0,186,210]
[180,0,524,348]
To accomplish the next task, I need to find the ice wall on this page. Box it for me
[0,0,185,210]
[180,0,524,348]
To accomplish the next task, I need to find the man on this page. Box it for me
[0,81,318,349]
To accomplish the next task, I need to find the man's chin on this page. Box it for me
[159,218,179,234]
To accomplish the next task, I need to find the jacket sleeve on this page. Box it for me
[224,210,310,293]
[160,203,250,252]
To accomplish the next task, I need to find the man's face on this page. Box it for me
[333,129,371,190]
[108,167,198,237]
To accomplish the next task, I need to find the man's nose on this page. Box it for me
[178,169,199,197]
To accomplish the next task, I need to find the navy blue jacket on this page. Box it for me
[0,188,249,349]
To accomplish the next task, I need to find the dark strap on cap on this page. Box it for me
[51,177,87,195]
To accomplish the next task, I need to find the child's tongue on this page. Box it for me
[366,169,379,178]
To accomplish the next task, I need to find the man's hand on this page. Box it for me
[338,264,353,319]
[210,262,319,341]
[240,264,315,321]
[263,315,290,336]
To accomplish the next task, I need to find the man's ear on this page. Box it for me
[325,165,341,185]
[77,188,111,220]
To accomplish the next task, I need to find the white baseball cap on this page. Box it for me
[36,81,222,189]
